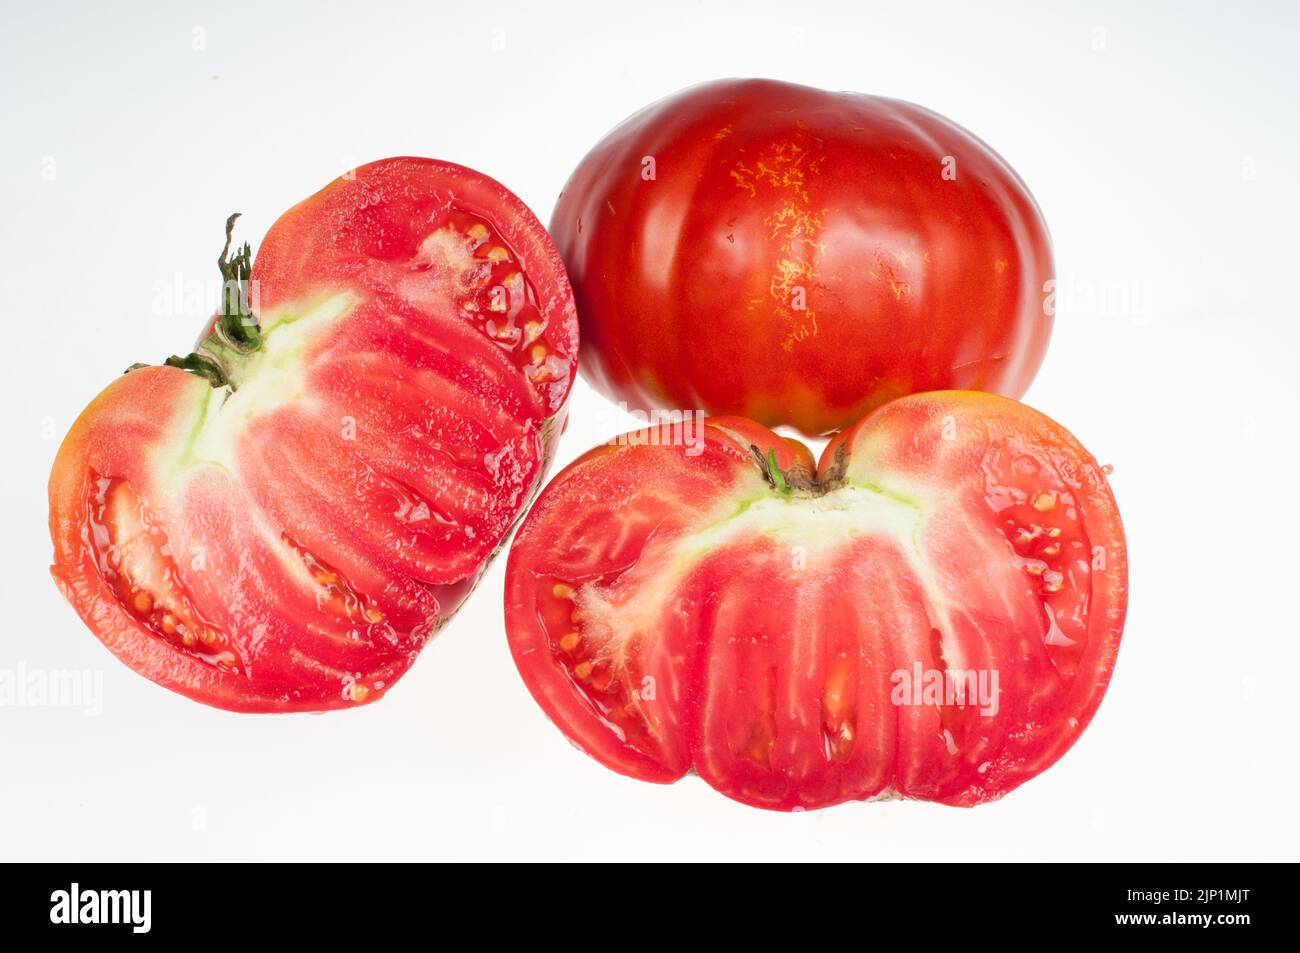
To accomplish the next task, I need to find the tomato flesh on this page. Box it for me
[50,157,577,711]
[504,392,1126,809]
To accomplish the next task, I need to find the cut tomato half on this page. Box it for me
[50,157,578,711]
[504,392,1126,809]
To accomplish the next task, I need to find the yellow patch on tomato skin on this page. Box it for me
[730,166,758,199]
[765,203,828,349]
[728,140,834,351]
[868,251,914,304]
[730,139,824,202]
[766,202,825,245]
[770,257,817,298]
[770,255,820,352]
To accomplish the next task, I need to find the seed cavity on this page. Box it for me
[420,209,561,389]
[88,475,240,674]
[281,534,387,628]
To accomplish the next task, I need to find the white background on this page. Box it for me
[2,0,1297,861]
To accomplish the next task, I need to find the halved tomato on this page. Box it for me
[50,157,578,712]
[504,392,1126,809]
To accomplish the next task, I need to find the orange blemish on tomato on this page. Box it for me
[766,202,824,245]
[754,179,826,350]
[729,166,758,198]
[732,140,817,202]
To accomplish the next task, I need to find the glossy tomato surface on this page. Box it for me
[50,157,578,712]
[551,79,1055,436]
[505,392,1125,809]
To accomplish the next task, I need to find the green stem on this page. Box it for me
[163,352,227,386]
[141,214,264,388]
[748,443,845,497]
[216,213,262,350]
[767,448,790,494]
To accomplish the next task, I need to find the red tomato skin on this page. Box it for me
[50,158,578,712]
[551,79,1054,436]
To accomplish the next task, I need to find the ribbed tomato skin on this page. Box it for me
[551,79,1054,436]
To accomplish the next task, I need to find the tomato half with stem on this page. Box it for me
[551,78,1054,437]
[50,157,578,712]
[504,392,1125,809]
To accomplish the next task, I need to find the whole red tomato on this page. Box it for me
[551,79,1054,436]
[505,392,1126,809]
[49,157,577,711]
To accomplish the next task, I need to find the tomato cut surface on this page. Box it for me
[504,392,1126,809]
[50,157,578,711]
